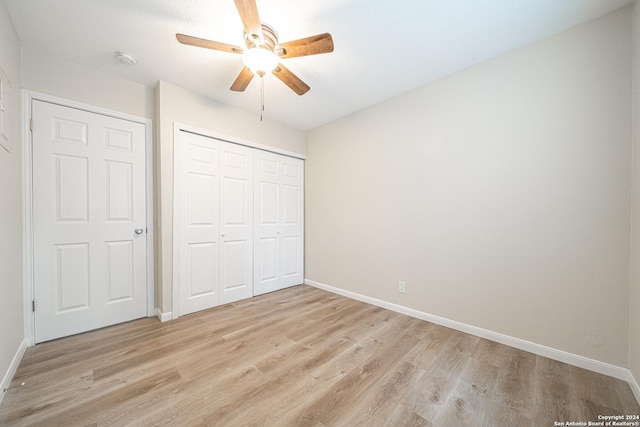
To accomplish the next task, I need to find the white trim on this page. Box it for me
[155,308,173,323]
[21,91,34,346]
[172,124,181,320]
[144,109,155,317]
[174,122,306,161]
[305,279,636,386]
[0,339,28,406]
[24,90,152,125]
[21,90,155,345]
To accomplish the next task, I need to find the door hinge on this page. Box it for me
[29,118,33,132]
[32,300,35,312]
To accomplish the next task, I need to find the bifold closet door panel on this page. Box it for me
[219,143,254,304]
[254,151,304,295]
[175,132,221,316]
[279,155,304,289]
[254,151,280,295]
[175,131,256,315]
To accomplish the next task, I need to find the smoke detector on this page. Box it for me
[116,51,137,66]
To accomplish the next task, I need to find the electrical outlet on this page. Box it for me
[398,281,407,294]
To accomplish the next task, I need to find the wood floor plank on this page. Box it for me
[403,367,457,421]
[432,376,492,427]
[493,345,537,419]
[336,360,423,426]
[533,355,585,426]
[207,310,414,425]
[482,401,533,427]
[257,335,395,425]
[613,379,640,414]
[293,333,421,426]
[0,285,638,426]
[384,404,433,427]
[571,365,627,414]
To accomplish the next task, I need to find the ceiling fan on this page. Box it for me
[176,0,334,95]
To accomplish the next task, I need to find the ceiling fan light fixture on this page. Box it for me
[242,47,278,76]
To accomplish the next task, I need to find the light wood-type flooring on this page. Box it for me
[1,285,638,426]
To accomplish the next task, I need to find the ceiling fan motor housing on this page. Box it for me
[245,23,278,52]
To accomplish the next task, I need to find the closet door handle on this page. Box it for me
[221,232,225,237]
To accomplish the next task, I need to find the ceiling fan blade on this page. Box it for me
[272,63,310,95]
[277,33,334,58]
[230,66,255,91]
[176,34,243,54]
[234,0,263,43]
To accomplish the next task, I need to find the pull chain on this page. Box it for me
[260,76,265,122]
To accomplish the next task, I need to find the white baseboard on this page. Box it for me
[155,308,172,322]
[304,279,635,387]
[0,338,28,406]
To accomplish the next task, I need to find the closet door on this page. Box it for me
[280,156,304,288]
[254,151,304,295]
[254,151,280,294]
[219,143,254,303]
[175,131,255,316]
[175,132,221,316]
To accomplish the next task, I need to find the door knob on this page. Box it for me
[135,227,144,235]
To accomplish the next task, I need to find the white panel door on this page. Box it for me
[175,132,221,316]
[175,131,254,315]
[254,152,280,294]
[280,156,304,288]
[32,100,147,343]
[219,143,254,303]
[254,151,304,295]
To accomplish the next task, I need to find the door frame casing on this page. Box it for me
[22,90,155,346]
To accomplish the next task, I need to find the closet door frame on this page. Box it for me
[172,124,305,318]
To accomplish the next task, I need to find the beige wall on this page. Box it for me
[306,7,632,366]
[21,48,153,119]
[0,1,23,391]
[155,81,305,313]
[630,0,640,391]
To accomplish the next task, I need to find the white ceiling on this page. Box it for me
[2,0,632,131]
